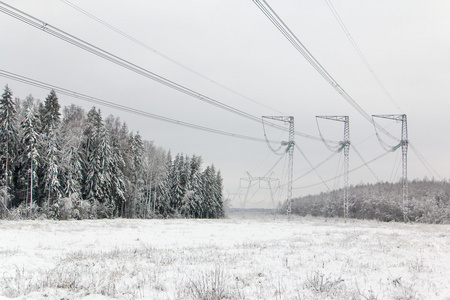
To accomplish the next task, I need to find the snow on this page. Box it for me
[0,212,449,299]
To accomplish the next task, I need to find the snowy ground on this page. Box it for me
[0,212,449,299]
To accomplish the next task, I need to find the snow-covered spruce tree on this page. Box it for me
[39,89,61,134]
[116,122,133,217]
[179,155,192,217]
[214,170,225,218]
[105,115,126,217]
[155,151,172,217]
[169,153,187,215]
[60,105,85,198]
[82,107,114,217]
[20,105,40,211]
[199,165,224,219]
[186,155,203,218]
[41,127,61,209]
[39,90,62,208]
[200,165,215,218]
[0,85,19,209]
[130,132,144,218]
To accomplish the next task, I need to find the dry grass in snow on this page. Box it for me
[0,212,449,299]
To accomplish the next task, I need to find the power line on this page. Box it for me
[253,0,377,127]
[60,0,287,115]
[291,151,338,184]
[0,69,276,143]
[0,1,326,143]
[410,144,441,179]
[252,0,440,179]
[295,144,330,191]
[324,0,402,111]
[292,150,391,190]
[351,144,379,181]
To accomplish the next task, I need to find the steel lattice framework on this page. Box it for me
[372,114,408,222]
[263,116,294,214]
[239,172,280,208]
[316,116,350,219]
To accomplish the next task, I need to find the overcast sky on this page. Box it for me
[1,0,449,208]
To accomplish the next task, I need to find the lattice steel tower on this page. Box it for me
[372,114,408,222]
[262,116,294,214]
[316,116,350,219]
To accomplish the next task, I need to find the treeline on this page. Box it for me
[290,179,450,224]
[0,85,225,219]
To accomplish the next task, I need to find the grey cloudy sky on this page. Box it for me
[1,0,449,208]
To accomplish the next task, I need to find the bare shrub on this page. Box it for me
[305,271,343,294]
[8,201,41,220]
[188,268,230,300]
[57,197,73,220]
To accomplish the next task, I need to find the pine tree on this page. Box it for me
[0,85,19,208]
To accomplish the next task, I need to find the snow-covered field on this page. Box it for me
[1,212,449,299]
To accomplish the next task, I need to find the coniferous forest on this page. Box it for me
[0,85,225,220]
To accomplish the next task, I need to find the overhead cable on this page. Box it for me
[292,150,391,189]
[324,0,402,111]
[350,144,379,181]
[252,0,439,179]
[0,69,277,143]
[291,151,338,184]
[0,1,325,142]
[295,144,330,191]
[252,0,397,139]
[60,0,287,115]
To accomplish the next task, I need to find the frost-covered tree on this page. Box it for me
[129,131,144,218]
[200,165,223,218]
[188,155,203,217]
[60,105,85,197]
[155,151,172,217]
[0,88,226,220]
[20,105,40,208]
[0,85,19,207]
[40,89,61,134]
[38,90,62,207]
[170,153,187,213]
[82,107,114,215]
[41,127,61,207]
[214,170,225,218]
[105,115,126,216]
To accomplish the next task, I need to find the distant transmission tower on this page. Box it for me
[239,172,280,208]
[262,116,294,214]
[372,114,408,222]
[316,116,350,219]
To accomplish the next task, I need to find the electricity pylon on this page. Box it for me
[262,116,294,214]
[372,114,408,222]
[239,172,280,208]
[316,115,350,219]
